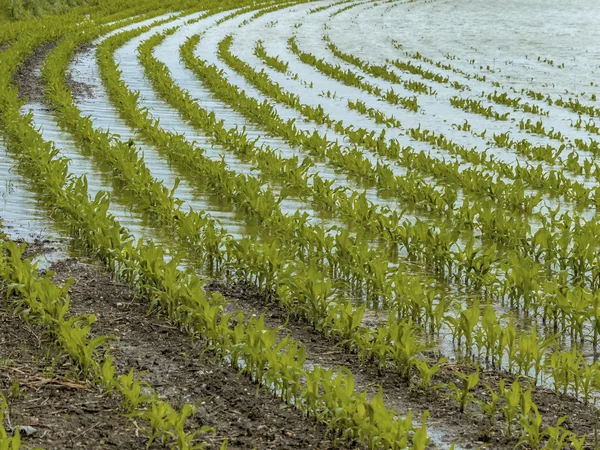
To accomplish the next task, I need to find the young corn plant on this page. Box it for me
[476,384,500,427]
[414,358,447,392]
[517,386,543,448]
[501,379,522,438]
[518,403,543,449]
[118,369,152,413]
[515,326,553,385]
[448,368,479,413]
[543,417,573,449]
[58,315,114,378]
[388,317,429,382]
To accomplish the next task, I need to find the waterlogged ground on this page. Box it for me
[3,0,600,448]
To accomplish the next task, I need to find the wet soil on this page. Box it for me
[12,40,95,103]
[44,256,341,450]
[5,239,597,450]
[11,236,56,259]
[0,285,148,449]
[13,41,57,103]
[2,237,345,449]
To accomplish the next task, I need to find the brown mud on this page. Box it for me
[13,41,95,103]
[0,272,148,449]
[67,44,96,99]
[13,41,57,103]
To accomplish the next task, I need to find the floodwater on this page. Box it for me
[5,0,600,434]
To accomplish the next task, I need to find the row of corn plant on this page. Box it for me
[324,38,600,189]
[325,38,470,94]
[190,5,600,388]
[524,89,600,119]
[253,34,600,276]
[218,31,600,302]
[288,36,425,106]
[4,0,600,442]
[93,9,460,395]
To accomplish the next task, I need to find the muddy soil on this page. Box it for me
[67,45,96,99]
[13,41,57,103]
[10,236,57,259]
[12,40,95,103]
[2,238,346,449]
[0,287,148,449]
[45,256,341,450]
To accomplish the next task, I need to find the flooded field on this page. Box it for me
[1,0,600,448]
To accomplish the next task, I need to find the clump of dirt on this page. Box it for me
[17,237,55,259]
